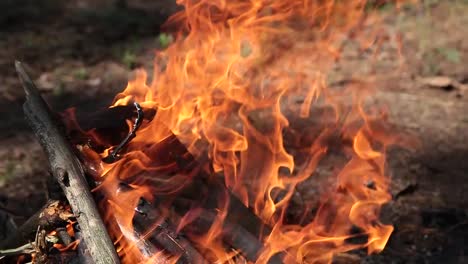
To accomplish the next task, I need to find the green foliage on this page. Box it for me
[111,39,141,69]
[436,47,461,63]
[421,46,461,75]
[122,50,137,69]
[74,68,89,80]
[158,33,174,49]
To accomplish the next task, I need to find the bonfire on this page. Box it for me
[3,0,413,263]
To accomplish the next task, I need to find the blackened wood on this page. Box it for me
[15,61,120,264]
[147,133,274,239]
[103,102,144,163]
[76,105,156,132]
[105,213,175,264]
[166,142,284,263]
[175,206,283,264]
[133,198,207,264]
[115,183,206,263]
[64,104,156,148]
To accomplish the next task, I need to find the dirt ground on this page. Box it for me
[1,1,467,263]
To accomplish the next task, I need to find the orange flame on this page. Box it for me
[75,0,413,263]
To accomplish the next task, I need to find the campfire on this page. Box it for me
[2,1,411,263]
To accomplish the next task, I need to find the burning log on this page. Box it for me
[132,191,283,264]
[70,102,282,262]
[75,104,284,263]
[15,61,120,264]
[118,183,207,264]
[161,140,282,262]
[170,179,284,263]
[170,202,284,264]
[134,203,207,263]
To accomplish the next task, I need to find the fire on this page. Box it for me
[72,0,411,263]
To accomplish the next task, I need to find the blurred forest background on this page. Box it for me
[1,0,468,263]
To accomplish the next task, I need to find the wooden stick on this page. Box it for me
[15,61,120,264]
[0,243,35,258]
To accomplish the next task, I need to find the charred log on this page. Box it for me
[133,195,208,264]
[16,61,120,264]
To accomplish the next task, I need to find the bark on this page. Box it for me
[16,61,120,264]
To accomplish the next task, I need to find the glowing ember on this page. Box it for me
[74,0,411,263]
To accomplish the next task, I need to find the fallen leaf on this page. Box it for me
[420,76,468,92]
[420,76,453,88]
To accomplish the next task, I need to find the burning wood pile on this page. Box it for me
[1,1,411,263]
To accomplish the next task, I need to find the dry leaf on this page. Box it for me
[419,76,468,92]
[420,76,453,88]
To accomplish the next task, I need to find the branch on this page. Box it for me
[0,243,35,258]
[16,61,120,264]
[103,102,144,163]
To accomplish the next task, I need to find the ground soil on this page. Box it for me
[1,1,467,263]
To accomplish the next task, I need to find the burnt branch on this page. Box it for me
[118,183,207,264]
[103,102,144,163]
[15,61,120,264]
